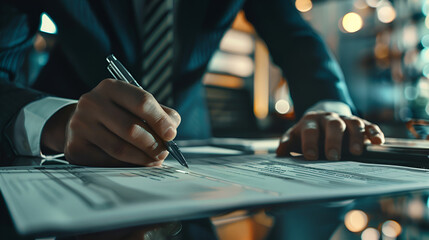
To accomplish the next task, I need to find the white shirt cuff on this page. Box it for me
[305,100,352,117]
[12,97,78,157]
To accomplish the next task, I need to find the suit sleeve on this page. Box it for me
[243,0,356,117]
[0,3,47,162]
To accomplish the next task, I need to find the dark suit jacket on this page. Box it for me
[0,0,355,162]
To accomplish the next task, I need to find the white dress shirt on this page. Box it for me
[12,97,77,157]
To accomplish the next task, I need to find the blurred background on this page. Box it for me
[206,0,429,139]
[32,0,429,139]
[27,1,429,239]
[202,0,429,138]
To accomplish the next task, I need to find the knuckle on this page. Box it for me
[139,93,156,112]
[349,118,362,126]
[326,118,346,130]
[325,136,342,145]
[171,110,181,125]
[348,119,365,130]
[78,93,90,103]
[367,124,380,133]
[369,124,381,131]
[303,112,318,120]
[324,112,337,117]
[97,78,116,90]
[154,114,169,128]
[111,143,126,158]
[303,120,318,130]
[146,141,159,152]
[77,93,95,110]
[67,115,83,131]
[127,123,142,141]
[302,127,318,136]
[129,125,159,152]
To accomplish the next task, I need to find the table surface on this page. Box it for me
[0,150,428,240]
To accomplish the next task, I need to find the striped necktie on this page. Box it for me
[141,0,174,106]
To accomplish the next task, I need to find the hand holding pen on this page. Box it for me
[106,54,188,168]
[53,56,183,167]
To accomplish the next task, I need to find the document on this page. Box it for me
[366,137,429,154]
[210,138,279,151]
[362,138,429,168]
[0,154,428,235]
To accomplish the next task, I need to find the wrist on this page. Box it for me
[41,103,77,153]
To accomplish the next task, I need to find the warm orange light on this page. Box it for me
[295,0,313,13]
[344,210,368,232]
[374,43,389,59]
[254,40,269,119]
[342,12,363,33]
[381,220,402,238]
[34,34,47,52]
[202,73,244,89]
[231,11,255,33]
[407,199,425,220]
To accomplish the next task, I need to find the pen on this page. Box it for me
[106,54,189,168]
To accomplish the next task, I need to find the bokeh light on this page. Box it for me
[421,35,429,48]
[208,52,254,77]
[402,25,418,48]
[220,30,255,55]
[354,0,368,9]
[404,86,419,100]
[407,199,425,220]
[361,227,380,240]
[344,210,368,232]
[423,0,429,16]
[426,103,429,115]
[377,3,396,23]
[381,220,402,238]
[423,65,429,78]
[374,43,389,59]
[421,48,429,62]
[275,100,291,114]
[425,16,429,29]
[366,0,380,8]
[342,12,364,33]
[295,0,313,13]
[418,78,429,98]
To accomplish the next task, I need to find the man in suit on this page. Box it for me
[0,0,384,167]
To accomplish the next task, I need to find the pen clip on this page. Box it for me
[106,55,141,87]
[107,65,121,81]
